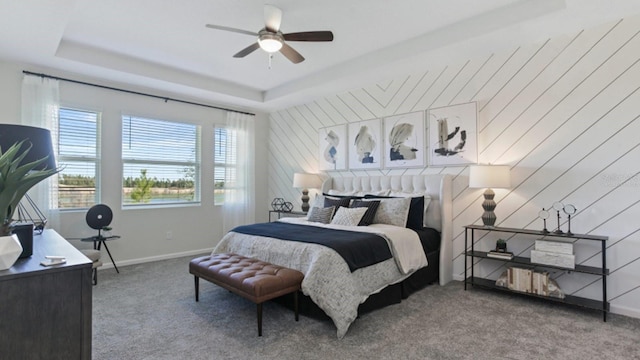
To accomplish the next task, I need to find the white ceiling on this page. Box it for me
[2,0,640,112]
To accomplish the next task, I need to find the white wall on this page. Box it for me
[268,16,640,318]
[0,60,269,266]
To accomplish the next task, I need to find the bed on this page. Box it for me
[212,174,453,338]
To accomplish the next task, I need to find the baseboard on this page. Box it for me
[452,273,465,282]
[609,303,640,319]
[98,248,213,270]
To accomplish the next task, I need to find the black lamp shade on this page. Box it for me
[0,124,56,170]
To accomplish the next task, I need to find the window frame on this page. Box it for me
[55,106,101,211]
[121,115,201,208]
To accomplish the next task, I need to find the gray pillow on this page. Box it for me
[369,197,411,227]
[307,206,335,224]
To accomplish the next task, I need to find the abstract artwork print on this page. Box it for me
[428,102,477,166]
[383,111,425,168]
[348,118,382,170]
[318,124,347,170]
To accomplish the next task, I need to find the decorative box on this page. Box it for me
[535,240,573,255]
[531,249,575,269]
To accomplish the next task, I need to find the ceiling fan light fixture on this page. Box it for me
[258,34,283,53]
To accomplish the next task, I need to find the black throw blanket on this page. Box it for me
[231,222,392,272]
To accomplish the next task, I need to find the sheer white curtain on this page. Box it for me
[21,75,60,230]
[222,111,255,233]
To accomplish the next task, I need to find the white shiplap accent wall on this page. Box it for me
[268,17,640,317]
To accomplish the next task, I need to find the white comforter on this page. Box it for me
[212,218,428,338]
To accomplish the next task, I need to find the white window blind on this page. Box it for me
[56,107,100,209]
[214,127,237,205]
[122,115,200,206]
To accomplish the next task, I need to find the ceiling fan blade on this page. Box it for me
[233,42,261,58]
[280,43,305,64]
[205,24,257,37]
[264,4,282,33]
[283,31,334,42]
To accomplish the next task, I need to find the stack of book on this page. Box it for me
[487,250,514,260]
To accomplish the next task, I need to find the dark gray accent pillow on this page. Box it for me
[307,206,335,224]
[324,197,352,211]
[350,200,380,226]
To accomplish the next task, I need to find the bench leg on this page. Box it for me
[294,291,299,321]
[257,303,263,336]
[194,275,199,302]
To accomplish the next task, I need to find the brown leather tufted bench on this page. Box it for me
[189,253,304,336]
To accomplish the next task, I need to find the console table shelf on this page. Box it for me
[464,225,609,321]
[466,277,609,311]
[467,250,608,276]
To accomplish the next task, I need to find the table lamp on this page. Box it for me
[292,173,321,212]
[469,165,511,227]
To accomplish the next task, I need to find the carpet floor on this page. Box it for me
[92,255,640,360]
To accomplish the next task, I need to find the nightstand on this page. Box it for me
[268,210,307,222]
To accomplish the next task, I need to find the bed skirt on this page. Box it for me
[275,249,440,321]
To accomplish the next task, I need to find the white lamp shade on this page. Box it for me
[469,165,511,189]
[293,173,322,189]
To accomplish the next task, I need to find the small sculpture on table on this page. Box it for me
[563,204,576,235]
[538,208,550,234]
[552,201,564,234]
[271,198,286,211]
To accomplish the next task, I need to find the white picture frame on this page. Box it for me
[348,118,382,170]
[382,111,425,169]
[428,102,478,166]
[318,124,348,171]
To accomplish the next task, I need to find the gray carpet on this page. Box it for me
[93,255,640,360]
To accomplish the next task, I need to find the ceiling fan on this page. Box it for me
[205,4,333,64]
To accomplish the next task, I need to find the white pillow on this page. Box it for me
[330,207,368,227]
[369,197,412,227]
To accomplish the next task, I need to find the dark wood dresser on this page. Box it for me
[0,229,92,360]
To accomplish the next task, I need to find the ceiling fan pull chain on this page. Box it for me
[269,53,273,69]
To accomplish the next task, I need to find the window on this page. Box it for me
[56,107,100,209]
[214,127,236,205]
[122,115,200,206]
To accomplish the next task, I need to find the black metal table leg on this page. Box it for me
[101,240,120,274]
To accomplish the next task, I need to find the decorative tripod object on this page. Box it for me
[538,208,550,234]
[564,204,577,236]
[81,204,121,273]
[552,201,564,234]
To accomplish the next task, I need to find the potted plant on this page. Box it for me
[495,239,507,253]
[0,140,59,269]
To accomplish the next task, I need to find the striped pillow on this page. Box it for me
[350,200,380,226]
[307,206,335,224]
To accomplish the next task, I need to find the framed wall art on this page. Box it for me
[382,111,425,169]
[318,124,347,171]
[348,118,382,170]
[428,102,478,166]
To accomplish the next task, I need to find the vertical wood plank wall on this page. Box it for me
[268,17,640,317]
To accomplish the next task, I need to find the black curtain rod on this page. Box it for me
[22,70,255,116]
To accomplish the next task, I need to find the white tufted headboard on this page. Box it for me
[321,174,453,285]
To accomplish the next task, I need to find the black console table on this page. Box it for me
[0,230,93,359]
[464,225,609,321]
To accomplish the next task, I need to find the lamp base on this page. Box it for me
[300,189,310,213]
[481,188,497,227]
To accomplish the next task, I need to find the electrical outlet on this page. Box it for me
[166,231,172,240]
